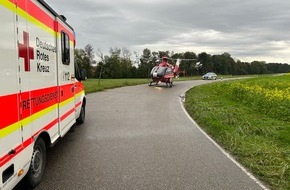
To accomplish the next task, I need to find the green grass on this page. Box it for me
[82,75,252,93]
[82,77,202,93]
[185,75,290,190]
[82,78,149,93]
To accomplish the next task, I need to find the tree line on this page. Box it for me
[75,44,290,79]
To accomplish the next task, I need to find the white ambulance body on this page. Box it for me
[0,0,86,189]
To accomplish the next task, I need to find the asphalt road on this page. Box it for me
[15,80,267,190]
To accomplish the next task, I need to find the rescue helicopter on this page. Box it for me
[148,57,196,87]
[148,56,178,87]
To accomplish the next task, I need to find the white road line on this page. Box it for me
[179,92,269,190]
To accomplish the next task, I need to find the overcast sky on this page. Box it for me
[50,0,290,63]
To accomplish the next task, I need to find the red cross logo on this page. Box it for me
[18,31,34,72]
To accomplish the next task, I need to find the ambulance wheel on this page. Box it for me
[26,138,46,188]
[77,104,86,124]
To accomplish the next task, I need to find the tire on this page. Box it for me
[76,104,85,124]
[26,138,46,188]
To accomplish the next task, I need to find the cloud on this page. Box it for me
[50,0,290,63]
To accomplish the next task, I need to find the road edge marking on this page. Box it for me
[179,91,269,190]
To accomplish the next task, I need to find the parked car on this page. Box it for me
[202,72,217,80]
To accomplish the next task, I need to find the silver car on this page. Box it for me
[202,72,217,80]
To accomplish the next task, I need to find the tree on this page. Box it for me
[84,44,95,65]
[120,47,133,78]
[198,52,212,74]
[250,61,267,74]
[74,44,97,78]
[158,50,171,59]
[75,48,85,69]
[95,48,106,82]
[236,60,249,75]
[77,45,289,78]
[75,48,91,77]
[107,47,122,78]
[212,52,235,75]
[183,51,197,76]
[138,48,155,78]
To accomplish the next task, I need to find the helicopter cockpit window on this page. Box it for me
[165,68,173,75]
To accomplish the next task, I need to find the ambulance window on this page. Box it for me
[61,31,70,65]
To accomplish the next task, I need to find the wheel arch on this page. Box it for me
[36,131,51,149]
[82,96,86,107]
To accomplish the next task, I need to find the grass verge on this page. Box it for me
[185,76,290,190]
[83,78,149,93]
[82,75,249,94]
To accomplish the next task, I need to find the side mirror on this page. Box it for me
[74,58,87,81]
[80,69,87,81]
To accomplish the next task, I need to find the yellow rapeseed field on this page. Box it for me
[218,75,290,121]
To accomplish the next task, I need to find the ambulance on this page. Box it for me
[0,0,86,189]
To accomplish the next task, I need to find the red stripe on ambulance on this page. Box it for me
[0,94,19,130]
